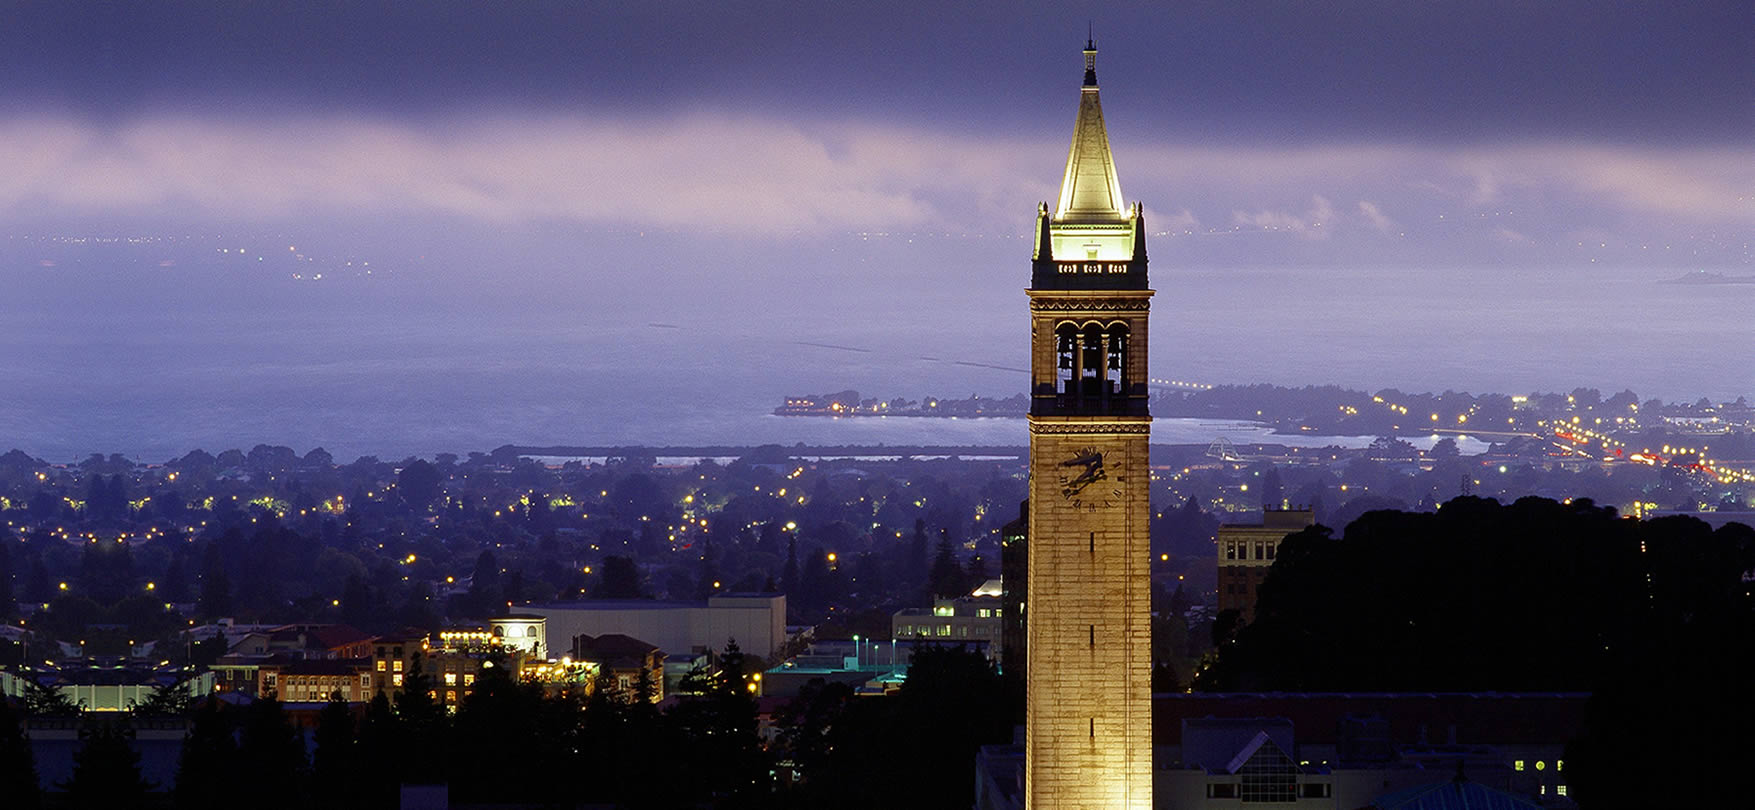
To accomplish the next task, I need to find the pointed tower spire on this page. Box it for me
[1055,38,1127,223]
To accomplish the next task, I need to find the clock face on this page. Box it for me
[1058,446,1124,510]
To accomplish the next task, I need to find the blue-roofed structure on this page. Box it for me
[1372,778,1545,810]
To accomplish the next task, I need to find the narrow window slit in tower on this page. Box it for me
[1090,718,1095,738]
[1089,531,1095,553]
[1089,624,1094,647]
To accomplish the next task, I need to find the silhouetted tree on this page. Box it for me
[396,459,442,510]
[927,532,962,598]
[63,724,152,809]
[595,555,644,600]
[0,699,40,810]
[239,694,307,809]
[312,693,357,809]
[174,697,238,810]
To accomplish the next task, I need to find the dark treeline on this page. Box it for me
[1199,496,1755,809]
[0,643,1008,810]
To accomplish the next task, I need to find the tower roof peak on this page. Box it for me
[1055,40,1126,223]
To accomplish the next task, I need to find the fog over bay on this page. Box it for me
[1,1,1749,460]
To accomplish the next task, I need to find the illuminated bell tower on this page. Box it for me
[1024,39,1153,810]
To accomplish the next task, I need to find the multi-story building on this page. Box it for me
[1024,39,1154,809]
[369,631,430,695]
[1217,509,1316,624]
[891,590,1004,660]
[258,657,375,703]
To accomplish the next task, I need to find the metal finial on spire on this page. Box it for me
[1083,28,1098,87]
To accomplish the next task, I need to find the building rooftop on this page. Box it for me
[1372,779,1543,810]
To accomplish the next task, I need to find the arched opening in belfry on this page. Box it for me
[1055,321,1129,404]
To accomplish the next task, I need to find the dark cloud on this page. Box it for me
[5,1,1749,144]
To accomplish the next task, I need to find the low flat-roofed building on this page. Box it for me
[525,593,786,661]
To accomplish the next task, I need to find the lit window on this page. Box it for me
[375,661,386,672]
[464,673,475,685]
[393,660,403,673]
[977,609,992,618]
[1514,760,1524,771]
[1556,760,1563,772]
[444,673,457,685]
[1557,785,1567,797]
[1535,761,1545,771]
[937,625,951,637]
[392,674,403,687]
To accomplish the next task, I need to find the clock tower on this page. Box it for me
[1024,39,1153,810]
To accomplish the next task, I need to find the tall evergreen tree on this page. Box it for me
[174,697,237,810]
[906,518,930,592]
[312,693,357,809]
[927,532,962,598]
[0,699,41,810]
[196,542,231,618]
[63,724,152,810]
[355,691,404,809]
[395,655,447,785]
[238,694,307,809]
[780,537,799,598]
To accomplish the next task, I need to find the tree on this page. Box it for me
[0,699,40,810]
[355,691,404,809]
[887,644,1011,810]
[1261,467,1285,510]
[197,542,232,618]
[927,532,962,598]
[1429,437,1460,461]
[397,459,442,511]
[312,693,357,809]
[780,536,799,598]
[395,655,447,785]
[595,555,644,600]
[63,724,152,809]
[668,639,768,806]
[174,697,238,810]
[906,518,930,591]
[238,694,307,809]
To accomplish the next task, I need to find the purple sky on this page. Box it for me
[1,1,1749,267]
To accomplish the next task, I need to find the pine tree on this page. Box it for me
[174,697,237,810]
[396,655,447,785]
[927,532,962,598]
[780,537,799,597]
[238,694,307,809]
[63,724,152,809]
[312,693,357,809]
[0,699,41,810]
[197,542,231,618]
[356,691,404,809]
